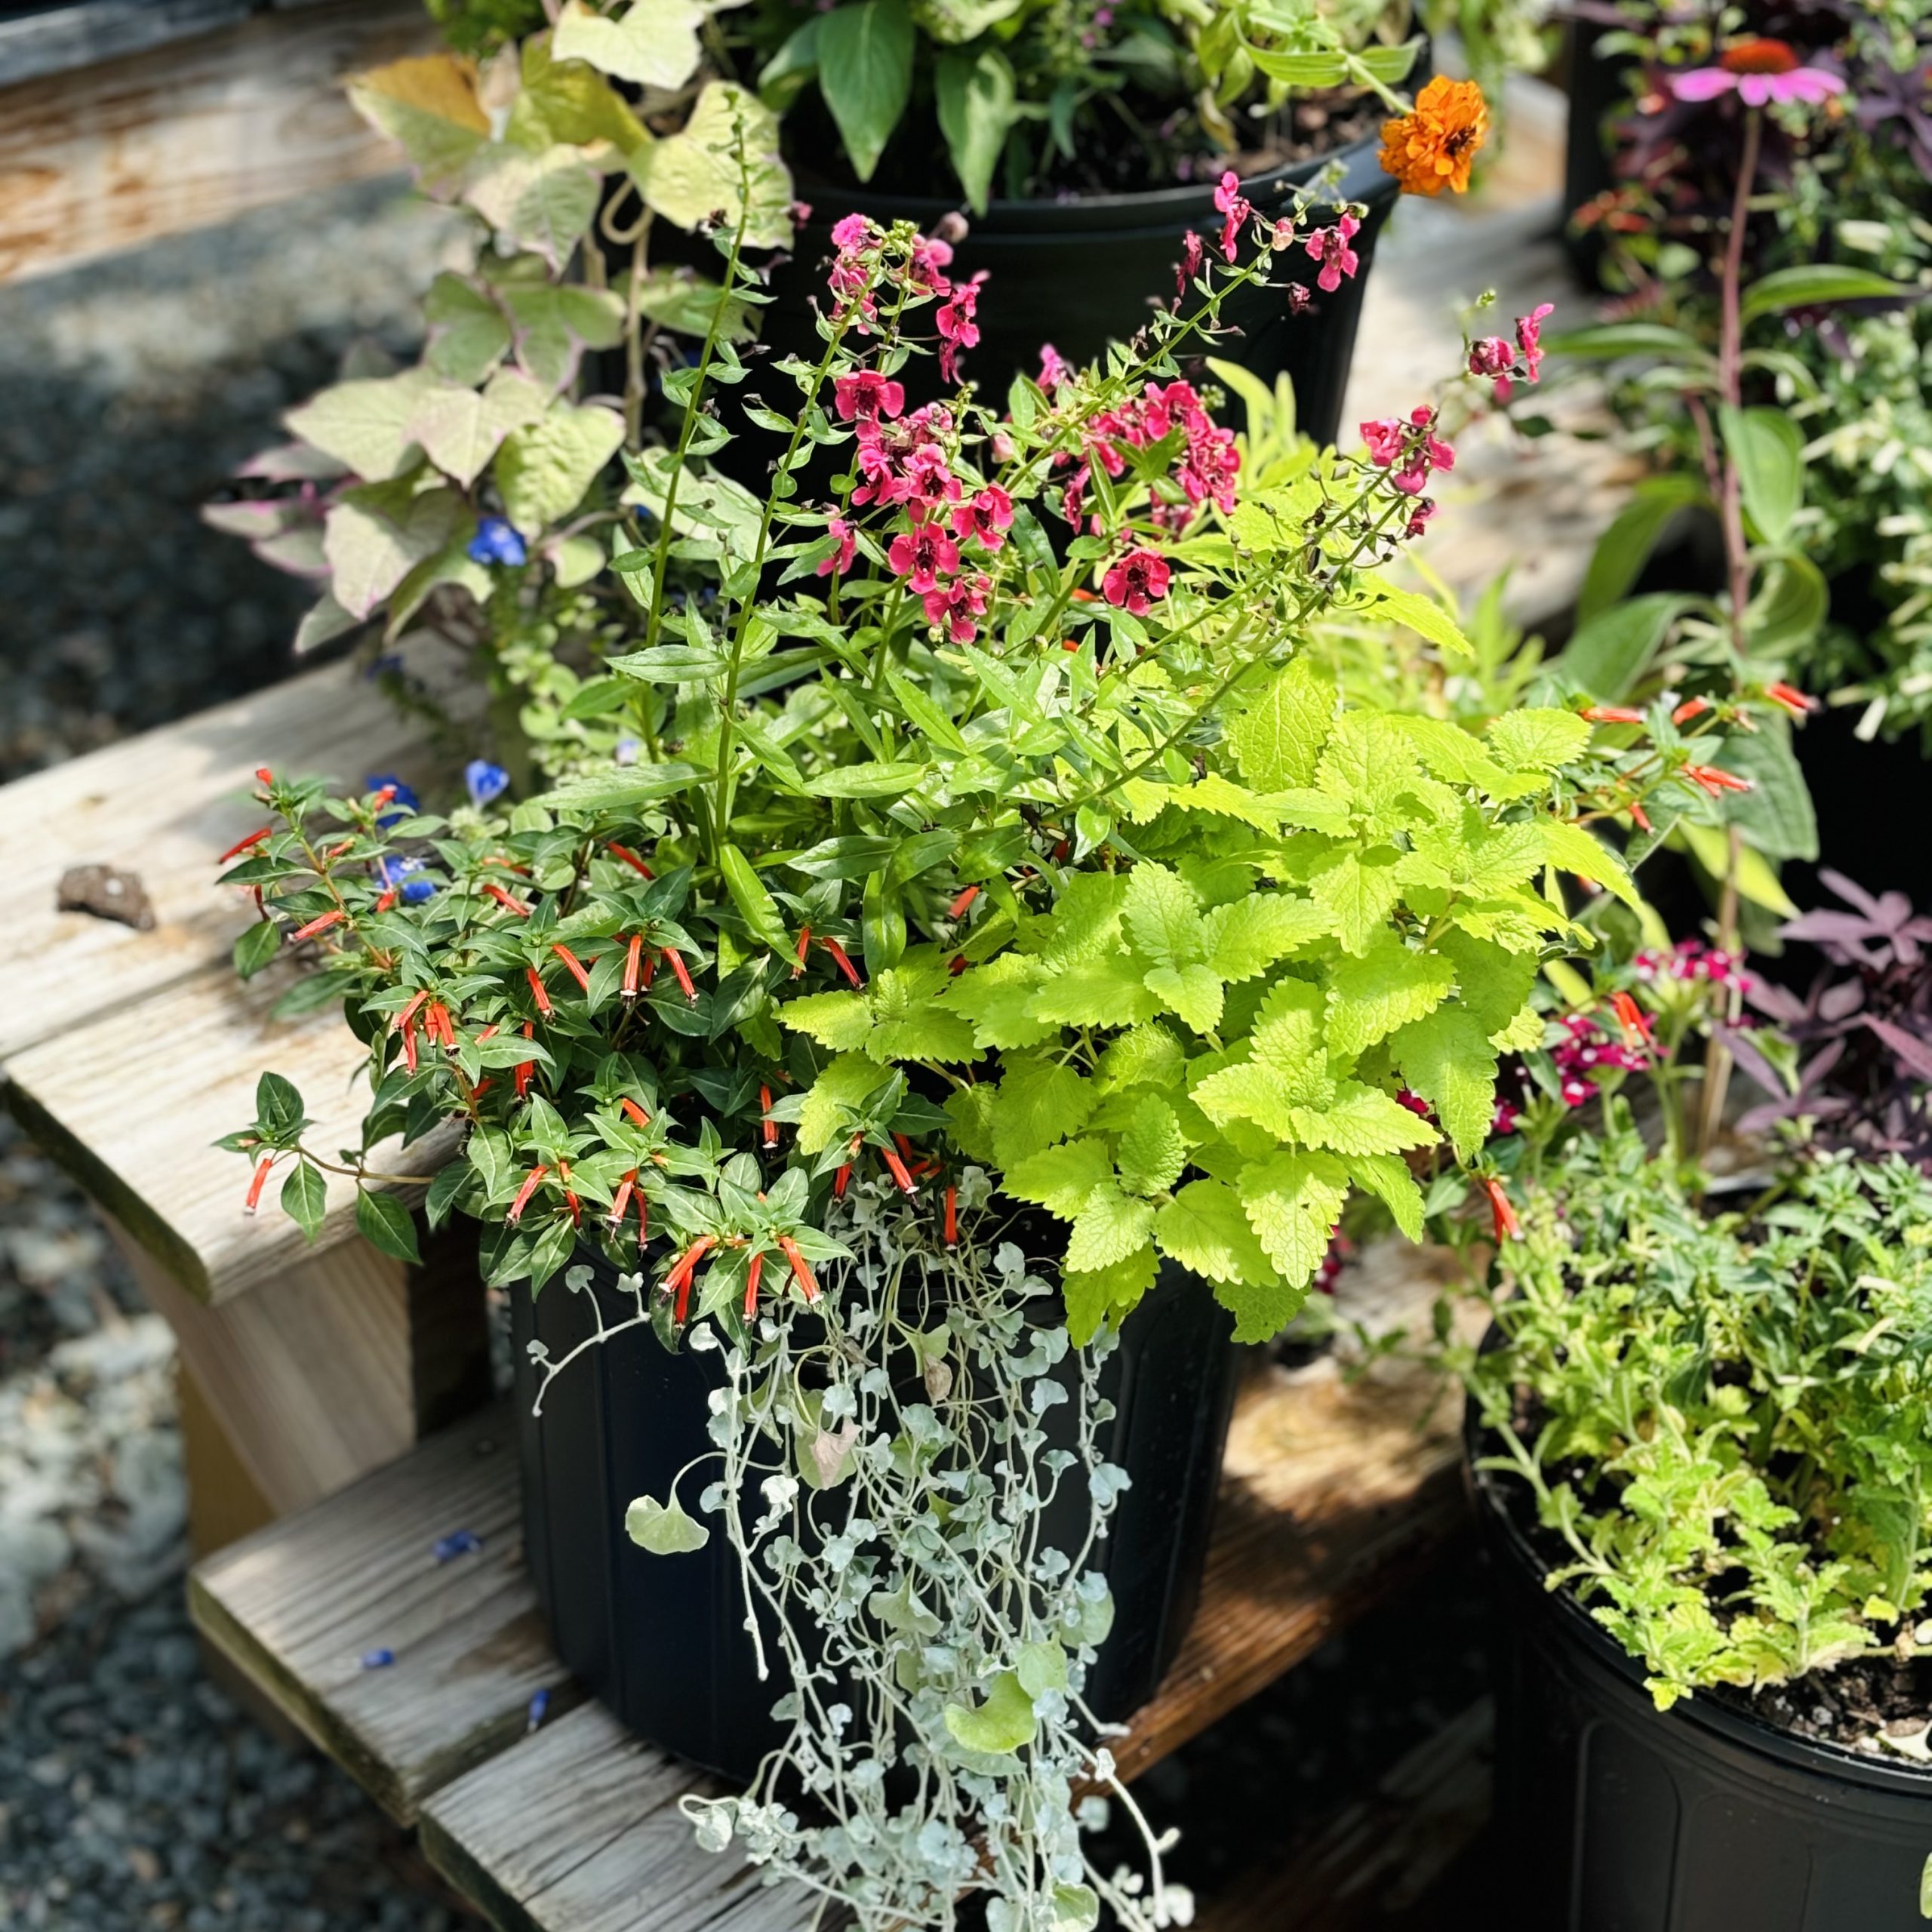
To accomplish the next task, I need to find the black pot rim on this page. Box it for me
[1463,1374,1932,1799]
[790,41,1426,236]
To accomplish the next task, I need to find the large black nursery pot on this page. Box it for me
[1466,1403,1932,1930]
[1561,17,1629,291]
[512,1237,1240,1782]
[725,56,1426,454]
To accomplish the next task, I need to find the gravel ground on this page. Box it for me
[2,177,480,1930]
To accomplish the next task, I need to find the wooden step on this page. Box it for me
[189,1240,1473,1925]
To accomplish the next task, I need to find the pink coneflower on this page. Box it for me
[1670,38,1844,106]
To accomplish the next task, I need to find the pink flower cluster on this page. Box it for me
[1062,377,1241,534]
[1549,1013,1650,1107]
[1633,939,1752,992]
[825,214,970,358]
[820,361,1011,641]
[1466,301,1555,402]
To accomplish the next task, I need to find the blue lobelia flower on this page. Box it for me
[376,856,435,905]
[365,774,420,829]
[467,516,528,568]
[465,758,511,808]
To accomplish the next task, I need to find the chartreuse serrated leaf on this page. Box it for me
[866,964,979,1063]
[797,1054,894,1155]
[1241,1150,1349,1286]
[1123,863,1204,968]
[1389,714,1515,791]
[1192,977,1331,1137]
[1171,773,1280,830]
[943,1670,1035,1757]
[625,1494,709,1555]
[1287,1082,1438,1158]
[1066,1188,1156,1272]
[945,1083,998,1164]
[1064,1245,1158,1344]
[781,991,874,1051]
[1229,655,1334,791]
[1346,1153,1425,1241]
[943,953,1054,1050]
[1389,1007,1497,1159]
[1096,1024,1187,1095]
[989,1057,1094,1167]
[1040,872,1128,966]
[1201,895,1330,982]
[1486,708,1592,774]
[1143,963,1224,1035]
[1438,928,1540,1036]
[1311,848,1403,955]
[1155,1179,1275,1288]
[1542,820,1639,908]
[1356,583,1473,660]
[1116,1097,1186,1195]
[1325,940,1457,1060]
[1004,1138,1112,1217]
[1029,952,1162,1029]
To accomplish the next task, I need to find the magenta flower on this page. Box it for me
[1515,301,1555,383]
[1361,417,1405,466]
[935,271,986,383]
[1669,38,1844,106]
[1213,172,1252,263]
[1038,343,1074,391]
[829,214,874,250]
[814,517,857,580]
[834,371,904,424]
[921,571,990,643]
[1102,546,1171,615]
[1176,230,1204,296]
[950,485,1013,551]
[888,525,960,594]
[1305,213,1361,294]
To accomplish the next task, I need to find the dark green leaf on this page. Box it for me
[1578,476,1709,623]
[817,0,914,181]
[934,45,1016,214]
[1714,728,1817,863]
[256,1072,306,1137]
[232,918,282,981]
[1740,264,1909,325]
[1556,594,1687,701]
[355,1186,423,1263]
[280,1161,328,1242]
[1720,405,1804,546]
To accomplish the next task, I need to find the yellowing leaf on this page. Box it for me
[347,55,489,192]
[780,991,875,1051]
[943,1671,1036,1756]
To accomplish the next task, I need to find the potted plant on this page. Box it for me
[344,1,1490,462]
[1441,917,1932,1930]
[211,109,1694,1915]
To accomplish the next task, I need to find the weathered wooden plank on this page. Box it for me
[0,638,474,1066]
[1192,1699,1494,1931]
[6,952,462,1304]
[419,1707,803,1932]
[0,0,435,284]
[189,1402,565,1825]
[116,1211,488,1518]
[0,1,249,89]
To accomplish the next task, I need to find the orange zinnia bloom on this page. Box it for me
[1378,76,1489,196]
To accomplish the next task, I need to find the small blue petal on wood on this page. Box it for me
[432,1529,483,1563]
[526,1687,550,1734]
[361,1648,395,1669]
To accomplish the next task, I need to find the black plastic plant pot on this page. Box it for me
[511,1238,1240,1783]
[1466,1405,1932,1930]
[1561,17,1632,291]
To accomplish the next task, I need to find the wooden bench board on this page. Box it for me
[0,638,472,1066]
[189,1239,1472,1922]
[0,0,435,285]
[188,1401,564,1821]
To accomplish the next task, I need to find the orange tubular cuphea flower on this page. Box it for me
[1378,76,1490,197]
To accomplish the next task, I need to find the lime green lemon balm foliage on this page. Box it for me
[1460,1115,1932,1723]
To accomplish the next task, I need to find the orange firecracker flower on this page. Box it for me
[1379,77,1489,197]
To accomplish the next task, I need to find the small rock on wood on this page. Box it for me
[56,864,154,931]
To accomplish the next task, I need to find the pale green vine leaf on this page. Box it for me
[625,1494,709,1555]
[463,144,603,271]
[323,482,462,620]
[408,370,548,488]
[346,54,490,192]
[285,369,438,482]
[550,0,707,89]
[496,400,624,534]
[629,82,795,248]
[943,1670,1037,1756]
